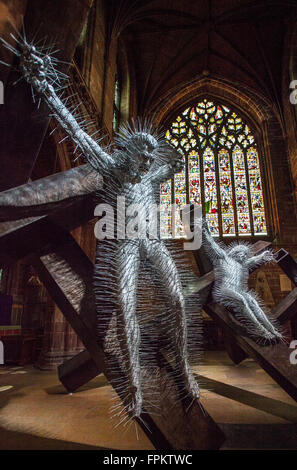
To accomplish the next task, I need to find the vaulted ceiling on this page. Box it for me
[109,0,297,116]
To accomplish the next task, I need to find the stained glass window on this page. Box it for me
[162,99,267,238]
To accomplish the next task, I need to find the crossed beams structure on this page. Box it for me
[0,165,224,450]
[1,165,297,449]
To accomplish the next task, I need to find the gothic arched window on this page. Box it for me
[160,99,267,238]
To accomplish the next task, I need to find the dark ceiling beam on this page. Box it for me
[144,48,210,112]
[251,23,283,123]
[140,30,166,112]
[108,2,203,38]
[139,23,203,111]
[209,48,268,88]
[0,0,93,192]
[123,24,201,36]
[128,8,204,27]
[122,0,296,36]
[215,0,295,26]
[213,30,270,96]
[141,31,203,113]
[218,14,294,27]
[123,13,294,36]
[138,19,216,112]
[144,45,264,114]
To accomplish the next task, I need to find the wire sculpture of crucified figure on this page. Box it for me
[0,34,201,419]
[202,218,282,343]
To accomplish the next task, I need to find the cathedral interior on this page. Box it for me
[1,0,297,451]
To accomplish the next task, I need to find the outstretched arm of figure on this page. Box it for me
[1,38,115,173]
[0,164,103,221]
[245,250,275,270]
[202,218,226,260]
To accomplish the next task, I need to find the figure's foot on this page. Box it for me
[242,294,283,342]
[229,306,282,343]
[256,327,283,344]
[127,385,143,419]
[262,319,283,342]
[250,309,283,342]
[183,368,200,400]
[240,315,282,343]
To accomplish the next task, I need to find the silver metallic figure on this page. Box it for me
[6,38,200,418]
[202,219,282,341]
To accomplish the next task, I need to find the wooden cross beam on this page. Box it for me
[29,230,225,450]
[4,173,297,445]
[59,241,297,405]
[203,301,297,401]
[58,239,297,425]
[273,248,297,336]
[0,195,94,267]
[0,164,100,267]
[193,244,297,402]
[275,249,297,286]
[0,172,224,448]
[192,240,272,366]
[272,288,297,325]
[56,241,272,390]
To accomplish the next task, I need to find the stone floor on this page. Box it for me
[0,351,296,450]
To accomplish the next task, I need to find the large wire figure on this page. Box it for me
[2,37,200,418]
[202,219,282,342]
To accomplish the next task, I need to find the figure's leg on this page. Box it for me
[245,292,282,339]
[116,241,142,418]
[220,287,277,340]
[145,240,200,400]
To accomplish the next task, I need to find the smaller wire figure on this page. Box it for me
[202,219,282,342]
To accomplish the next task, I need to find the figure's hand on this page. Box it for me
[171,158,184,173]
[18,42,64,94]
[19,44,48,89]
[262,250,275,263]
[0,38,47,92]
[169,148,184,174]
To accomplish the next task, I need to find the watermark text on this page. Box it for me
[94,198,202,250]
[290,80,297,104]
[289,339,297,364]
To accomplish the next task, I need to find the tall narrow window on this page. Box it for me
[162,99,267,238]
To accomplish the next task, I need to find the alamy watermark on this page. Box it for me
[290,80,297,104]
[94,197,202,250]
[0,340,4,365]
[289,340,297,364]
